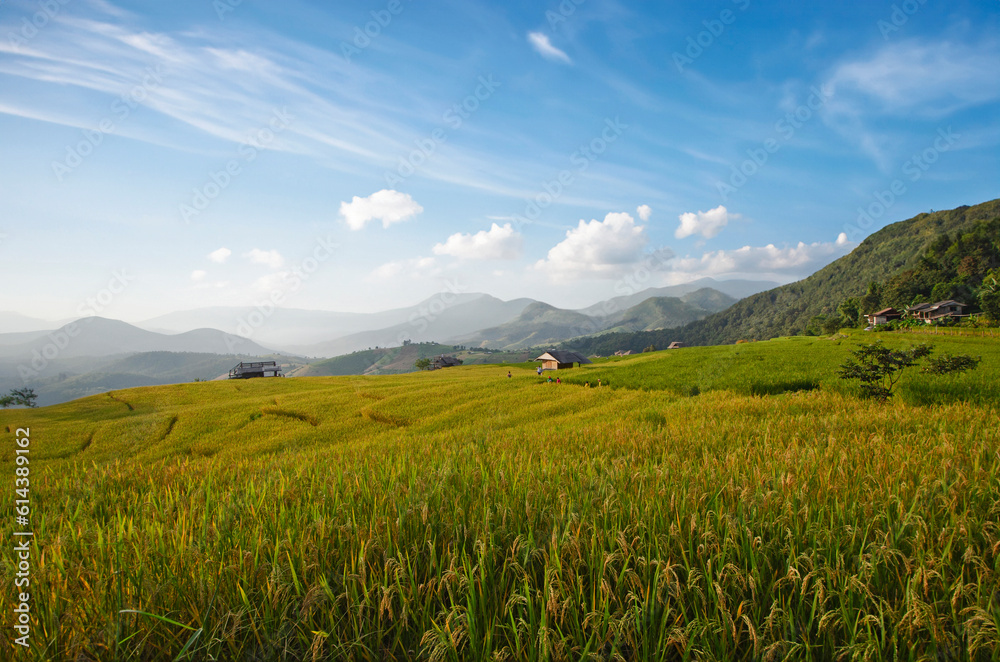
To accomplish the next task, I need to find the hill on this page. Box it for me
[567,199,1000,353]
[461,289,735,350]
[300,343,533,376]
[0,317,276,359]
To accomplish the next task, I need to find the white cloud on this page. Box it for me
[190,270,207,282]
[536,212,649,279]
[208,247,231,263]
[671,236,856,279]
[370,257,438,281]
[527,32,572,64]
[637,205,652,222]
[675,205,735,239]
[253,271,290,293]
[340,189,423,231]
[245,248,285,269]
[432,223,523,260]
[824,40,1000,117]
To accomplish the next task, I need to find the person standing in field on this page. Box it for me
[537,366,543,376]
[507,371,512,378]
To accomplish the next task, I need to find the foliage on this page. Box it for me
[2,387,38,408]
[414,357,431,370]
[837,341,980,401]
[922,353,982,375]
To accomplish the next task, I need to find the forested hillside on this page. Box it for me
[565,199,1000,354]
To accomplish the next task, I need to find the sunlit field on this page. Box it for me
[2,333,999,661]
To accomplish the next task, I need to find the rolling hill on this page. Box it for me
[460,288,736,350]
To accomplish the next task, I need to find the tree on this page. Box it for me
[643,344,656,352]
[859,282,882,318]
[837,297,863,328]
[414,358,431,370]
[979,269,1000,321]
[838,341,979,401]
[2,388,38,408]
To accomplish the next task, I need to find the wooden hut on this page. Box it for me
[667,341,686,349]
[535,350,592,371]
[229,361,282,379]
[430,355,463,370]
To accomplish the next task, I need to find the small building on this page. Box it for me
[909,300,968,323]
[535,350,592,370]
[229,361,282,379]
[866,307,902,327]
[430,355,463,370]
[614,350,632,356]
[667,341,687,349]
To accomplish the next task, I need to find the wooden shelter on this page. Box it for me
[535,350,592,371]
[229,361,282,379]
[667,342,687,349]
[431,355,463,370]
[866,307,902,327]
[908,300,968,323]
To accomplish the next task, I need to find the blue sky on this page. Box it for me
[1,0,998,322]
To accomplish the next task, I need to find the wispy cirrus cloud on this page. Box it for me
[527,32,572,64]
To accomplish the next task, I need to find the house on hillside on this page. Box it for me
[535,350,592,370]
[866,307,902,327]
[908,300,968,323]
[430,355,463,370]
[667,341,687,349]
[614,350,632,356]
[229,361,282,379]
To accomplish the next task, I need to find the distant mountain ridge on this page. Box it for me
[458,288,736,350]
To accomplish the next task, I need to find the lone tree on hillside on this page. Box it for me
[838,341,980,401]
[414,358,431,370]
[1,387,38,408]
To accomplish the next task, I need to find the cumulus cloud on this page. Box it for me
[671,236,856,278]
[637,205,652,222]
[208,247,231,263]
[340,189,423,231]
[190,270,207,282]
[370,257,438,281]
[536,212,649,278]
[245,248,285,269]
[432,223,523,260]
[675,205,736,239]
[527,32,572,64]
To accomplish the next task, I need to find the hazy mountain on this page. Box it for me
[607,289,737,333]
[0,317,275,360]
[0,312,59,334]
[138,293,506,348]
[290,294,535,357]
[459,289,736,350]
[575,278,777,318]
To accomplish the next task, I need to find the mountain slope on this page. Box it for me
[0,317,276,359]
[565,199,1000,353]
[608,289,737,333]
[575,278,775,317]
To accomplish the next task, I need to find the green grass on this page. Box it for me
[1,333,999,661]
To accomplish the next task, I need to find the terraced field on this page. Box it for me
[1,332,998,660]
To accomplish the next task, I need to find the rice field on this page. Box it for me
[1,333,999,661]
